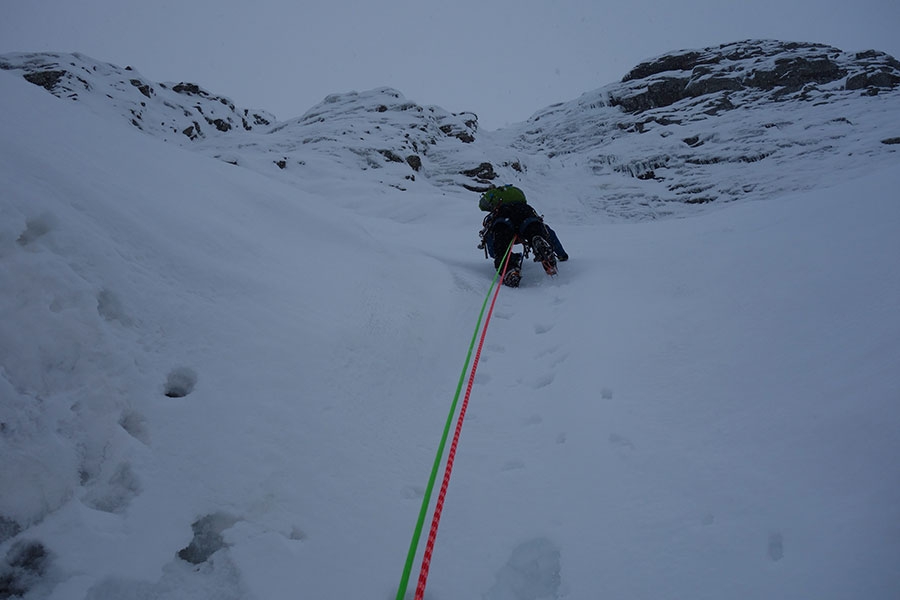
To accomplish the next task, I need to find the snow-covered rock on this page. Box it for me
[3,40,898,220]
[0,52,275,143]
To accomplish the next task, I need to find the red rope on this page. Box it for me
[414,241,516,599]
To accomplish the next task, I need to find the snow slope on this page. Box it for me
[1,61,899,600]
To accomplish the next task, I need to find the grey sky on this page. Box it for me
[3,0,898,129]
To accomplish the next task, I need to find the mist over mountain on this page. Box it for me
[1,39,899,600]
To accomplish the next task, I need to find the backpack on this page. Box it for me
[479,185,527,212]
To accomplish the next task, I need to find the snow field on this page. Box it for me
[1,69,899,599]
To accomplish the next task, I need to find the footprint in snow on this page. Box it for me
[608,433,634,450]
[82,462,141,513]
[536,344,559,358]
[534,322,554,335]
[474,371,493,385]
[97,288,133,325]
[529,372,555,389]
[484,537,561,600]
[119,409,150,444]
[401,485,425,500]
[768,533,784,562]
[16,213,56,247]
[523,414,543,426]
[501,459,525,472]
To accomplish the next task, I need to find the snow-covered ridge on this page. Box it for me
[2,40,899,220]
[0,52,276,141]
[221,86,483,192]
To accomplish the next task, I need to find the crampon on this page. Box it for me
[530,236,558,276]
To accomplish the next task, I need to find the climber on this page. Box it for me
[477,184,568,287]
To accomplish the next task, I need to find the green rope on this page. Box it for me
[395,240,515,600]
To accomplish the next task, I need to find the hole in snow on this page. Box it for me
[164,367,197,398]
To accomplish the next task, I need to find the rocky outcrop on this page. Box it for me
[513,40,900,217]
[609,40,900,113]
[260,87,483,187]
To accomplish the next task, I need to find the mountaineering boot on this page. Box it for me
[502,252,523,288]
[531,236,558,276]
[503,268,521,287]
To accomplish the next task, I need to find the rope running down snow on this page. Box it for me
[395,239,517,600]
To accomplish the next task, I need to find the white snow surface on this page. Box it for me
[1,66,899,600]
